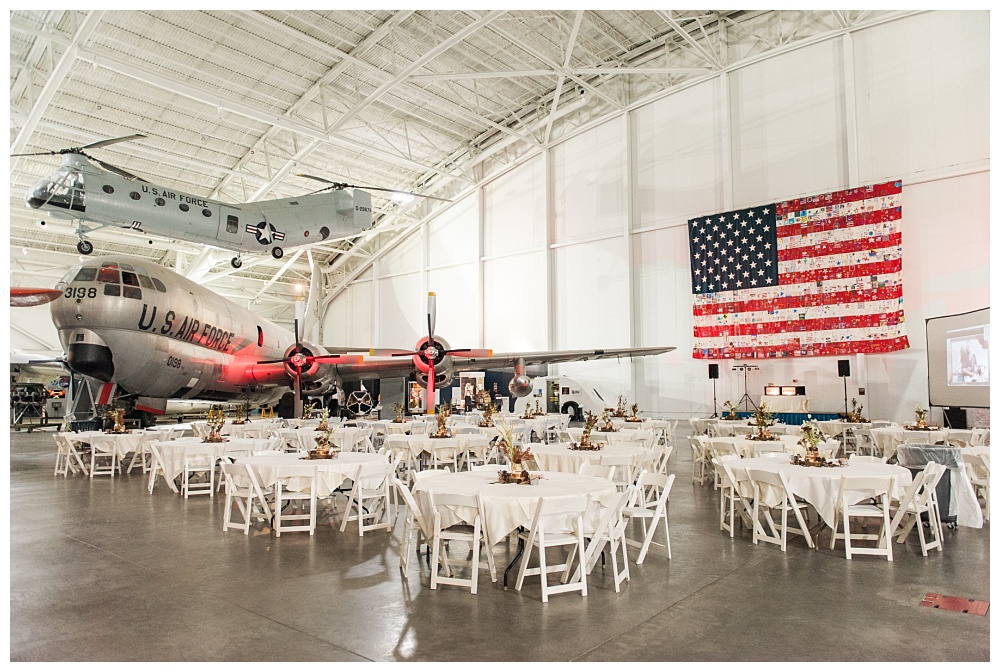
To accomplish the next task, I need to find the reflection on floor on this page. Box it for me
[9,425,990,662]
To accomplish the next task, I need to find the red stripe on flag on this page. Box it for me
[692,336,911,359]
[777,231,902,262]
[693,285,902,317]
[775,180,903,216]
[779,258,902,286]
[775,207,901,238]
[694,310,905,338]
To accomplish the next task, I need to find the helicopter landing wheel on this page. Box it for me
[271,247,284,260]
[77,240,94,255]
[230,256,243,269]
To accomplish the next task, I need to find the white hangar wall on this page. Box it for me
[324,11,989,423]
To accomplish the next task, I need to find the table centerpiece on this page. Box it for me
[792,423,841,467]
[845,398,868,424]
[314,408,331,432]
[904,404,939,431]
[496,418,535,483]
[598,408,617,432]
[722,400,740,421]
[612,395,628,418]
[430,402,453,438]
[104,407,130,434]
[202,408,228,443]
[625,402,642,422]
[393,402,406,424]
[745,403,776,441]
[569,410,603,451]
[479,403,494,427]
[304,427,338,459]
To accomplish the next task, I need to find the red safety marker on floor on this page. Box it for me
[920,593,989,616]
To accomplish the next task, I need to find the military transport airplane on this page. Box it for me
[45,254,674,420]
[15,134,449,269]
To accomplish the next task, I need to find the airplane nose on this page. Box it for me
[67,343,115,382]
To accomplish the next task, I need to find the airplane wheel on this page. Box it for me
[271,247,284,259]
[231,257,242,269]
[77,240,94,255]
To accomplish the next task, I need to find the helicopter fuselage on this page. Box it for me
[26,154,371,257]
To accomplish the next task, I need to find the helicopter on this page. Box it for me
[14,134,449,269]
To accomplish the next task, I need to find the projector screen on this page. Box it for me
[926,307,990,408]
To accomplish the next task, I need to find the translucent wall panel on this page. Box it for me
[853,11,990,182]
[377,271,423,348]
[551,118,627,243]
[322,280,372,348]
[380,226,424,274]
[729,39,846,205]
[482,251,546,352]
[428,194,479,268]
[633,79,726,229]
[427,263,479,348]
[482,156,545,257]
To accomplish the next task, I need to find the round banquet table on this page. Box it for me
[565,427,650,445]
[728,456,913,530]
[238,452,388,497]
[152,437,279,492]
[411,470,618,547]
[869,427,950,459]
[527,442,648,474]
[69,430,146,459]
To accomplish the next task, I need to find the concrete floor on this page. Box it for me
[8,426,990,662]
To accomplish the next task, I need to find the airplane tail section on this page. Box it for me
[353,190,372,230]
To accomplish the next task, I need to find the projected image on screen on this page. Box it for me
[947,327,989,386]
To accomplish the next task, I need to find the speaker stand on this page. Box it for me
[843,376,849,418]
[710,378,718,418]
[733,364,759,414]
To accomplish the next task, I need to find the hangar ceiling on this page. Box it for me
[9,9,913,324]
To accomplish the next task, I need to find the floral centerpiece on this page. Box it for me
[904,404,937,430]
[520,402,537,419]
[231,402,249,425]
[746,403,776,441]
[569,410,602,450]
[203,408,227,443]
[599,408,617,432]
[795,423,826,465]
[613,395,628,418]
[723,401,740,421]
[534,399,544,416]
[302,402,318,420]
[314,408,331,432]
[845,398,868,424]
[306,426,338,459]
[479,403,494,427]
[496,418,535,483]
[105,407,129,434]
[393,402,406,424]
[625,402,641,422]
[431,402,453,438]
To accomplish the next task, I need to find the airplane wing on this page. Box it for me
[329,346,675,381]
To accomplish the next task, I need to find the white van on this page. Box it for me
[511,375,607,421]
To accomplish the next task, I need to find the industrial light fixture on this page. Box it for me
[390,192,415,204]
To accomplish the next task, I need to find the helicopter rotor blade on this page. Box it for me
[295,174,451,203]
[79,133,147,151]
[89,155,147,183]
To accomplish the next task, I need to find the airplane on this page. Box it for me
[14,134,449,269]
[40,254,675,423]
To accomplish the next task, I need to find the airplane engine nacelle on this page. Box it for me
[508,374,533,398]
[413,336,454,390]
[283,340,338,396]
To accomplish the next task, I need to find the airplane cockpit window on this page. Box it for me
[104,284,120,297]
[73,267,97,282]
[121,271,140,287]
[120,271,142,299]
[120,264,134,272]
[28,167,86,213]
[226,215,238,233]
[137,274,155,289]
[151,278,166,292]
[96,264,120,284]
[257,326,264,347]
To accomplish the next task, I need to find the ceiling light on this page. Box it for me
[390,192,415,204]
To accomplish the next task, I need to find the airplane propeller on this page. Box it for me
[255,319,362,418]
[296,173,453,203]
[369,292,491,414]
[12,133,149,182]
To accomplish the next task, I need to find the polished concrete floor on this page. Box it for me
[8,426,991,662]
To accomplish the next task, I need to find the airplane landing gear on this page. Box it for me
[77,240,94,255]
[230,256,243,269]
[271,247,284,260]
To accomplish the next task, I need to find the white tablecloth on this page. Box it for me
[239,452,387,497]
[412,470,618,542]
[760,396,809,413]
[729,456,912,529]
[565,427,650,445]
[527,442,648,474]
[69,430,145,458]
[869,428,950,458]
[384,434,491,462]
[152,437,276,490]
[815,421,871,438]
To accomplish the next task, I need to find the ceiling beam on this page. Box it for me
[10,11,105,161]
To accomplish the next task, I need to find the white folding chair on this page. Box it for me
[622,472,675,563]
[274,464,318,536]
[393,477,433,575]
[339,461,393,536]
[428,491,496,594]
[581,488,631,592]
[53,433,87,476]
[714,458,753,538]
[829,474,895,561]
[127,429,157,474]
[746,468,814,551]
[579,463,615,479]
[181,446,216,498]
[689,435,710,485]
[514,495,590,602]
[600,453,638,492]
[890,462,946,556]
[88,435,120,478]
[220,462,272,534]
